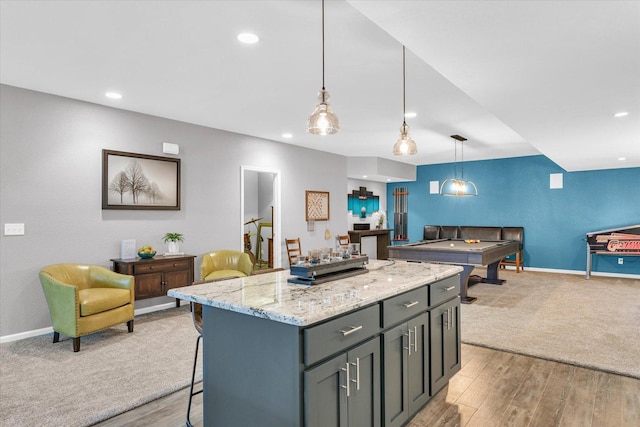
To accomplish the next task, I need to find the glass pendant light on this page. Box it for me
[307,0,340,135]
[393,46,417,156]
[440,135,478,196]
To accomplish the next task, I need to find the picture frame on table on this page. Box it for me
[305,190,330,221]
[102,149,181,210]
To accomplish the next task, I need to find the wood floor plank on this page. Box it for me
[496,356,554,426]
[465,354,539,426]
[558,366,598,427]
[592,370,622,424]
[456,345,494,380]
[464,378,520,427]
[510,356,555,411]
[499,405,535,427]
[431,403,465,427]
[445,373,475,404]
[528,362,575,426]
[406,385,451,426]
[621,375,640,427]
[456,351,515,409]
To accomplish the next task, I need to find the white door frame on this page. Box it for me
[240,165,282,269]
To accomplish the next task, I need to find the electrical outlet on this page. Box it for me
[4,223,25,236]
[618,258,624,265]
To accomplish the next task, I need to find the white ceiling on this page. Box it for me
[1,0,638,177]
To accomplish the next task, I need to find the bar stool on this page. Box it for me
[186,301,203,427]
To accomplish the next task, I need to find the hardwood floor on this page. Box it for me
[94,343,640,427]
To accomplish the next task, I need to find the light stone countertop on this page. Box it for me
[168,259,462,326]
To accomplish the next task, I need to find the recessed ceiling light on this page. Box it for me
[618,157,627,161]
[404,112,417,118]
[282,133,293,138]
[105,92,122,99]
[614,112,629,117]
[363,175,368,179]
[237,33,259,44]
[386,178,392,182]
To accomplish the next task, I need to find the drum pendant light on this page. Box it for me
[307,0,340,135]
[439,135,478,196]
[393,46,417,156]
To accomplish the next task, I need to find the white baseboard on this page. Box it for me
[133,302,177,316]
[0,326,54,344]
[0,302,178,344]
[507,265,639,279]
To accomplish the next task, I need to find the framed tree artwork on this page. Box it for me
[102,149,181,210]
[305,190,330,221]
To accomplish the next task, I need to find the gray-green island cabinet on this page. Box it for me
[168,260,463,427]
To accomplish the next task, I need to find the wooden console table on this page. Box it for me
[111,255,195,307]
[348,229,392,260]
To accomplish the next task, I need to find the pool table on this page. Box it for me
[388,239,520,303]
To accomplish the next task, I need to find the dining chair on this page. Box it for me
[285,238,302,267]
[337,234,350,247]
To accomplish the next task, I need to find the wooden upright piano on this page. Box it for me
[585,224,640,278]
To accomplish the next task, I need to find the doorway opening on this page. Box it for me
[240,166,281,270]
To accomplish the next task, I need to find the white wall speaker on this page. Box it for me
[162,142,179,155]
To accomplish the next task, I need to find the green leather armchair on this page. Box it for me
[39,264,135,352]
[200,250,253,281]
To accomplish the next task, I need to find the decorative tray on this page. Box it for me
[288,256,369,285]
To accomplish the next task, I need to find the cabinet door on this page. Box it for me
[430,298,461,394]
[347,337,381,427]
[305,353,348,427]
[163,269,190,291]
[407,312,430,416]
[135,273,163,299]
[383,323,408,427]
[443,299,461,381]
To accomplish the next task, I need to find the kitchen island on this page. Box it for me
[169,259,463,427]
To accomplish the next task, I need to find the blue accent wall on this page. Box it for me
[386,155,640,275]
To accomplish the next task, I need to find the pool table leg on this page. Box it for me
[459,265,477,304]
[482,261,506,285]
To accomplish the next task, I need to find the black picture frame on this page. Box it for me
[102,149,181,210]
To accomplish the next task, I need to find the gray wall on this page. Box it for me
[0,85,347,337]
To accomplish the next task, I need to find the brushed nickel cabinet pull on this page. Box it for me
[339,325,363,336]
[341,363,350,397]
[351,358,360,391]
[403,301,419,308]
[444,286,456,291]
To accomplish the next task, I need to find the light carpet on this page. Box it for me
[461,268,640,379]
[0,306,201,427]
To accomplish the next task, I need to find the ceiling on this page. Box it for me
[1,0,638,179]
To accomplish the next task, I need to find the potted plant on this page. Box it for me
[377,211,386,229]
[163,232,184,254]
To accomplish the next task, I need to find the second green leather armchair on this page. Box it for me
[200,250,253,280]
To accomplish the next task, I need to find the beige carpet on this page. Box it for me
[0,306,201,427]
[461,268,640,379]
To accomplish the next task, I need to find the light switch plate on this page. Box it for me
[4,223,25,235]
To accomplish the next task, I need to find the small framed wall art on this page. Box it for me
[305,190,330,221]
[102,149,181,210]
